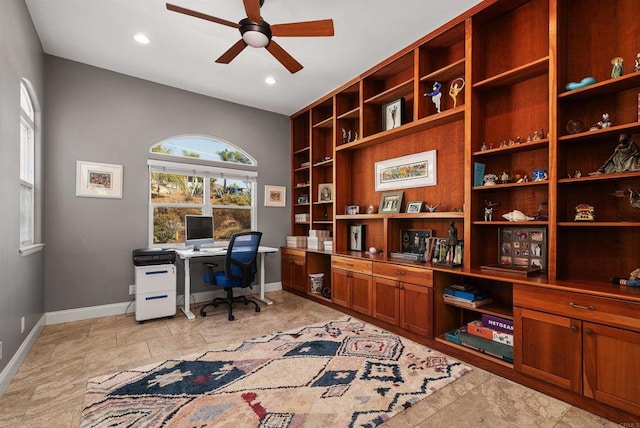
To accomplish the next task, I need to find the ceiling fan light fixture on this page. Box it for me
[242,30,269,48]
[239,18,271,48]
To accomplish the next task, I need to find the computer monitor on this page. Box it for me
[184,215,214,251]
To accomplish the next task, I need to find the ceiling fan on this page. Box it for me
[166,0,335,74]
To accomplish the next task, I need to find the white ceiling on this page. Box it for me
[25,0,483,116]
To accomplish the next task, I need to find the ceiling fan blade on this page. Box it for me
[271,19,334,37]
[166,3,239,29]
[266,40,303,74]
[242,0,261,23]
[216,39,248,64]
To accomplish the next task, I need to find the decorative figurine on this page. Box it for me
[566,119,584,134]
[366,204,375,214]
[533,198,548,221]
[516,174,529,183]
[424,81,443,113]
[539,128,545,139]
[590,113,612,130]
[574,203,595,221]
[353,131,358,141]
[635,53,640,72]
[369,247,378,255]
[527,134,532,142]
[629,189,640,208]
[342,128,347,144]
[591,133,640,174]
[448,77,465,108]
[532,130,540,141]
[532,169,548,181]
[565,76,596,91]
[484,200,499,221]
[425,203,441,212]
[502,210,535,222]
[480,141,487,151]
[611,57,624,78]
[483,173,498,186]
[500,171,511,183]
[612,268,640,287]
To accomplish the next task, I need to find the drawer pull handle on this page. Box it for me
[145,270,169,275]
[145,294,168,301]
[570,325,578,333]
[394,270,406,276]
[569,302,595,311]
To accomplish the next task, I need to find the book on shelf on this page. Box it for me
[481,314,514,334]
[443,328,513,363]
[444,286,488,301]
[443,294,493,308]
[449,283,474,291]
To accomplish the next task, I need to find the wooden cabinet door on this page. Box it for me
[514,307,582,393]
[331,268,350,308]
[350,272,373,316]
[399,282,432,337]
[281,254,294,290]
[373,276,400,325]
[292,255,306,293]
[583,322,640,416]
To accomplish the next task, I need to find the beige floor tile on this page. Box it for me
[146,331,206,357]
[555,406,624,427]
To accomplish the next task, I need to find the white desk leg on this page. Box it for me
[180,257,196,320]
[255,252,273,306]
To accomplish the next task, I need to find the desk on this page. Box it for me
[175,246,279,320]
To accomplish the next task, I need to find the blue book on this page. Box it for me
[474,162,486,187]
[444,287,487,301]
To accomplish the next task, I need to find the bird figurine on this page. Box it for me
[629,189,640,209]
[425,203,441,213]
[502,210,535,222]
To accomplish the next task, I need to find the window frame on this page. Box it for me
[148,159,258,248]
[19,79,43,256]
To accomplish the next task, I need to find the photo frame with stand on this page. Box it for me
[481,227,547,275]
[318,183,333,202]
[378,191,404,214]
[348,224,366,251]
[406,201,423,213]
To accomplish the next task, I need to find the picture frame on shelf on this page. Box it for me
[401,229,433,254]
[378,191,404,214]
[382,97,405,131]
[405,201,423,213]
[481,227,547,275]
[264,185,286,207]
[348,224,366,252]
[318,183,333,202]
[375,150,437,191]
[345,205,360,215]
[76,160,123,199]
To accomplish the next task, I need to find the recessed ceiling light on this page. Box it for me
[134,33,150,45]
[265,76,277,85]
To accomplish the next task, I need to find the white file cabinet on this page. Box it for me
[135,264,176,322]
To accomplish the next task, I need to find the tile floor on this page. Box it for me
[0,290,623,427]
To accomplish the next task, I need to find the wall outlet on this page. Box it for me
[129,284,135,295]
[21,316,25,334]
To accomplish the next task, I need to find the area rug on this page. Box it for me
[81,317,471,427]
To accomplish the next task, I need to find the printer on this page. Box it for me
[132,248,176,322]
[132,248,176,266]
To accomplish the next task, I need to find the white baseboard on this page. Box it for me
[0,314,46,397]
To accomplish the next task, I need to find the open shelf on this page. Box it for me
[558,71,640,101]
[473,139,548,156]
[473,57,549,90]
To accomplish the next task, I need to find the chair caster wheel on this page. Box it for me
[244,301,249,306]
[255,307,261,313]
[200,310,207,317]
[228,314,235,321]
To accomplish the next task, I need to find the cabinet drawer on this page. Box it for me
[135,265,176,294]
[514,284,640,332]
[373,263,432,287]
[332,256,372,274]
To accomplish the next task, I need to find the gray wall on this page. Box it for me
[44,56,290,312]
[0,0,45,374]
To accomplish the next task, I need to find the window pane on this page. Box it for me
[153,207,202,244]
[210,177,252,206]
[20,120,34,183]
[150,172,203,204]
[20,185,33,245]
[150,137,256,166]
[20,82,34,120]
[213,208,251,240]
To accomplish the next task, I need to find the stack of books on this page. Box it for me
[443,284,493,308]
[444,315,514,363]
[294,213,310,223]
[286,236,307,248]
[307,230,331,251]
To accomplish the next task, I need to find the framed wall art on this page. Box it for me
[382,97,405,131]
[375,150,437,191]
[76,160,123,199]
[348,224,366,251]
[481,227,547,275]
[264,185,286,207]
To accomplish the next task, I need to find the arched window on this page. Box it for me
[148,135,257,247]
[19,80,40,253]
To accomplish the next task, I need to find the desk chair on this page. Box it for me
[200,231,262,321]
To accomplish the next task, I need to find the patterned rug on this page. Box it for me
[81,317,470,427]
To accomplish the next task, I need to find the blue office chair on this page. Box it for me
[200,231,262,321]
